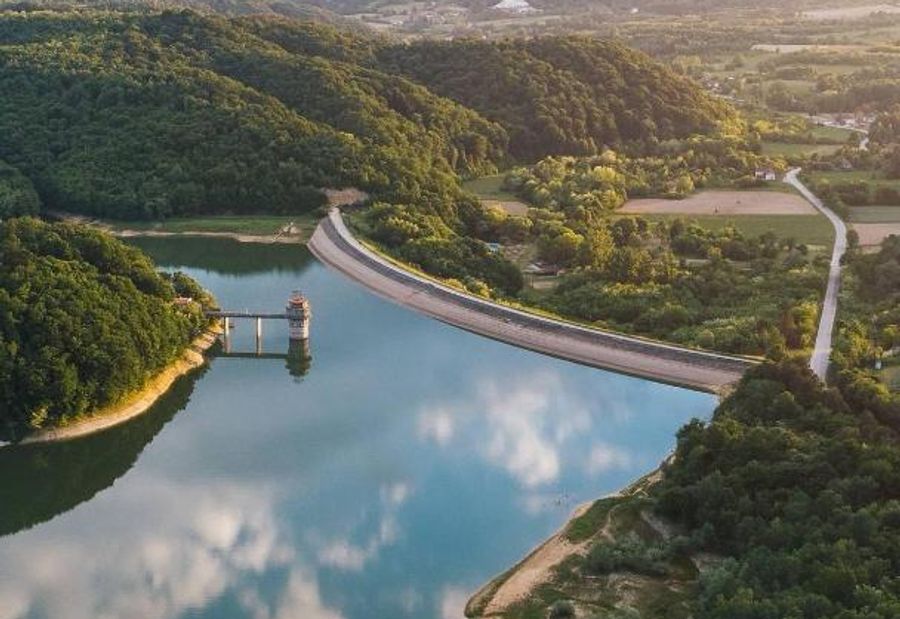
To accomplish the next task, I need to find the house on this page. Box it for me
[754,168,777,181]
[490,0,540,14]
[523,262,559,276]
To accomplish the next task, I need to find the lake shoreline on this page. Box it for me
[11,329,219,446]
[48,212,310,245]
[112,229,305,245]
[465,459,672,617]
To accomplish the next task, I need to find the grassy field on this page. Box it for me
[810,125,860,143]
[108,214,320,238]
[807,170,900,192]
[462,174,521,201]
[849,206,900,223]
[761,142,843,158]
[614,214,835,247]
[883,365,900,392]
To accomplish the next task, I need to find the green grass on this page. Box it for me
[771,79,816,94]
[883,365,900,392]
[108,214,319,238]
[614,214,835,246]
[809,124,860,143]
[761,141,843,158]
[807,170,900,192]
[565,498,619,543]
[462,174,520,201]
[848,206,900,223]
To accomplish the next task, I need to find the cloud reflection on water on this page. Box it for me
[416,371,637,491]
[0,243,715,619]
[316,482,412,573]
[0,477,344,619]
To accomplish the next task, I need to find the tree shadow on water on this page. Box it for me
[0,364,209,538]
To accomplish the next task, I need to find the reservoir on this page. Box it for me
[0,237,715,619]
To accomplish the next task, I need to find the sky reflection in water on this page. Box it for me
[0,238,715,619]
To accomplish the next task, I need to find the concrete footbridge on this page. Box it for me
[205,292,311,348]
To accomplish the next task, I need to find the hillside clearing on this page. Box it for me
[464,174,531,215]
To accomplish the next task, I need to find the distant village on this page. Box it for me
[346,1,542,33]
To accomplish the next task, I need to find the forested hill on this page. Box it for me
[0,8,736,220]
[0,218,212,439]
[376,37,738,161]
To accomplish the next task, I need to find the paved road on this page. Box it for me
[784,168,848,380]
[309,209,756,393]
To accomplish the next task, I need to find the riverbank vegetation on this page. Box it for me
[0,218,214,440]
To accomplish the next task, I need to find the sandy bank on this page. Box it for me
[17,330,218,445]
[112,229,304,244]
[309,209,755,393]
[468,502,594,617]
[466,463,671,617]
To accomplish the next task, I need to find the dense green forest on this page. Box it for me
[652,358,900,618]
[0,159,39,218]
[0,8,735,222]
[0,10,499,219]
[835,234,900,397]
[377,37,738,161]
[0,218,212,439]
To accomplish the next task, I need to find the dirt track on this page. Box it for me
[309,209,755,393]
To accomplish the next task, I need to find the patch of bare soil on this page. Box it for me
[483,199,529,216]
[479,502,595,615]
[852,223,900,248]
[324,187,369,208]
[621,191,816,215]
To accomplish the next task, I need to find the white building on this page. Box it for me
[491,0,540,14]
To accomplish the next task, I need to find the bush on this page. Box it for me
[549,600,576,619]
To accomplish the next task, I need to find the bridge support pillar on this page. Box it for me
[222,317,231,353]
[256,317,263,355]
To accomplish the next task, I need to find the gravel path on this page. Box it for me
[784,168,847,381]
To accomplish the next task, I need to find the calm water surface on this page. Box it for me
[0,238,715,619]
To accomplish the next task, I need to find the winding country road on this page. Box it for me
[784,168,848,380]
[309,209,756,393]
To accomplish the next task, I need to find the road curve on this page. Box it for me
[309,209,756,393]
[784,168,848,380]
